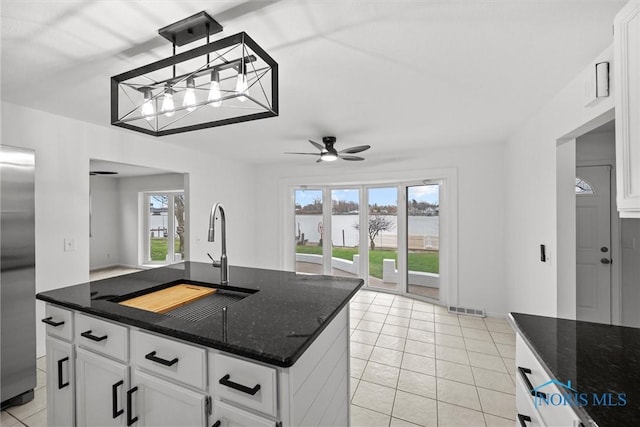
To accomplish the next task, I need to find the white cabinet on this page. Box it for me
[131,329,206,390]
[76,347,129,426]
[129,369,208,427]
[46,336,75,427]
[515,334,584,427]
[212,353,277,417]
[43,302,350,427]
[212,401,275,427]
[75,312,129,361]
[615,0,640,217]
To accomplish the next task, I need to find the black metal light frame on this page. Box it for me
[111,24,278,137]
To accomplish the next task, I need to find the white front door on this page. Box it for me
[576,165,612,324]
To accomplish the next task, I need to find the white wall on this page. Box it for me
[254,142,508,316]
[1,101,258,357]
[505,46,616,317]
[117,173,184,267]
[576,129,616,163]
[89,175,120,269]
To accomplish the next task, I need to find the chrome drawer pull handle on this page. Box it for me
[81,330,108,342]
[145,351,179,367]
[518,414,532,427]
[518,366,547,399]
[219,374,261,395]
[42,316,65,327]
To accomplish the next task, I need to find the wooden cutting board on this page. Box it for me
[119,284,217,314]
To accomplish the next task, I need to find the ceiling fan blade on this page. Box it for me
[339,145,371,154]
[340,155,365,161]
[316,158,324,163]
[284,152,318,155]
[308,140,325,151]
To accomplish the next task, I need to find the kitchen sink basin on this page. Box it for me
[114,280,254,321]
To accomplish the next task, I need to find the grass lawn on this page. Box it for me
[296,245,439,278]
[150,238,182,261]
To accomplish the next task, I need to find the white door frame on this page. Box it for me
[556,108,622,324]
[280,168,458,307]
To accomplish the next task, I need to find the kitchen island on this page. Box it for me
[37,262,363,427]
[510,312,640,427]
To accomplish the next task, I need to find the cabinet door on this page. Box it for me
[129,369,207,427]
[212,400,275,427]
[76,347,129,426]
[46,336,75,427]
[615,0,640,217]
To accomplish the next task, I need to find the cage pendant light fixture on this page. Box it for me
[111,11,278,136]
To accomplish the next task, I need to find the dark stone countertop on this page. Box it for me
[36,262,363,367]
[510,312,640,427]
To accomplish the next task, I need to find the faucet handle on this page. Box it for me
[207,253,221,267]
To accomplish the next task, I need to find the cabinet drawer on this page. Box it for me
[516,334,583,427]
[213,400,276,427]
[212,352,277,417]
[75,312,129,362]
[516,378,545,427]
[131,329,206,390]
[43,304,73,341]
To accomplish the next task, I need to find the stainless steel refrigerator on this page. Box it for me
[1,145,36,409]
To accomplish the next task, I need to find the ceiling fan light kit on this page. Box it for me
[285,136,370,163]
[111,11,278,137]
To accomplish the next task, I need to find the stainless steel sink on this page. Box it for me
[163,290,247,321]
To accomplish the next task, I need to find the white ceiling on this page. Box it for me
[1,0,625,165]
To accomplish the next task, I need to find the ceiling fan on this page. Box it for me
[285,136,371,162]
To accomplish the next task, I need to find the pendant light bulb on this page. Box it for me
[141,88,154,121]
[161,86,175,117]
[208,70,222,108]
[235,70,249,102]
[183,77,197,112]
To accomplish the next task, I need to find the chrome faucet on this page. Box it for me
[207,202,228,284]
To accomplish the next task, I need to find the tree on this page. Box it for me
[354,215,395,250]
[174,195,185,259]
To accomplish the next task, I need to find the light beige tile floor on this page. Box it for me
[350,289,516,427]
[2,289,516,427]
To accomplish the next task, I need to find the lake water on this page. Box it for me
[295,214,439,247]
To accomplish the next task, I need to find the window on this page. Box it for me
[291,179,450,304]
[294,189,323,274]
[143,192,185,265]
[407,183,440,299]
[331,188,360,278]
[575,177,594,194]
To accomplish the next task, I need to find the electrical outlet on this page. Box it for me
[64,238,76,252]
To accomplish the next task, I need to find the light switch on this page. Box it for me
[64,238,76,252]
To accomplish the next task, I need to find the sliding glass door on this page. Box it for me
[367,187,398,291]
[406,183,440,300]
[292,179,446,303]
[331,188,360,278]
[294,189,324,274]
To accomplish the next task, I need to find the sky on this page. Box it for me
[295,185,439,207]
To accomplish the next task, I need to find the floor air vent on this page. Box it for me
[448,305,486,317]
